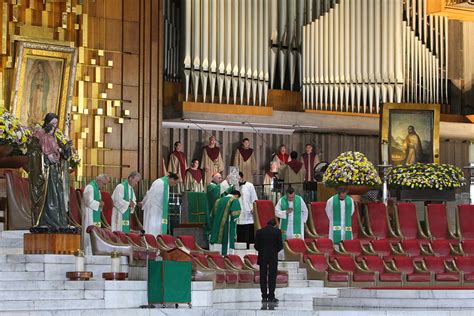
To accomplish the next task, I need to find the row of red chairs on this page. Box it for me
[305,254,474,287]
[253,200,474,242]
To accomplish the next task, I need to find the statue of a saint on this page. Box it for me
[28,113,72,231]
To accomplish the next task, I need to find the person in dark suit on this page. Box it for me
[254,218,283,303]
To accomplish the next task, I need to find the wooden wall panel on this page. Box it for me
[162,128,471,186]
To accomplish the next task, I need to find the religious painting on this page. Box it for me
[380,103,440,166]
[10,41,77,133]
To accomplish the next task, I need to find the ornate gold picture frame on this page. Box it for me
[381,103,440,166]
[10,41,77,134]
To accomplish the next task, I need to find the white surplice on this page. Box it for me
[237,182,258,225]
[275,197,308,239]
[111,182,136,232]
[325,196,355,242]
[142,178,166,236]
[81,184,100,255]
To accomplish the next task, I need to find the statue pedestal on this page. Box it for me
[24,233,80,254]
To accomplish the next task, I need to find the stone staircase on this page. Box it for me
[0,231,337,315]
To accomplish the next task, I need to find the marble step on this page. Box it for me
[0,223,4,231]
[284,288,338,301]
[0,272,45,281]
[0,299,105,311]
[338,289,474,299]
[0,230,28,238]
[0,280,95,291]
[0,248,23,255]
[0,289,90,301]
[287,272,307,280]
[0,238,23,248]
[0,262,44,272]
[0,308,199,316]
[288,280,324,288]
[278,261,301,269]
[313,297,474,309]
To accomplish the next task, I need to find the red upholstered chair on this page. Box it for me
[284,238,317,261]
[176,235,215,254]
[191,253,223,286]
[422,257,460,284]
[391,256,432,285]
[366,239,398,261]
[86,226,137,264]
[338,239,375,259]
[224,255,260,288]
[253,200,276,231]
[452,256,474,283]
[365,203,399,241]
[100,191,114,229]
[144,234,161,250]
[457,205,474,240]
[130,211,143,232]
[425,204,458,240]
[332,256,376,287]
[394,203,429,242]
[361,256,403,285]
[68,187,82,227]
[243,254,258,269]
[455,240,474,256]
[394,239,424,260]
[309,238,334,256]
[351,205,374,244]
[113,231,130,244]
[206,254,239,285]
[421,239,458,259]
[304,254,351,287]
[157,234,177,250]
[308,202,329,238]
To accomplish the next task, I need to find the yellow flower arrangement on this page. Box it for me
[0,108,31,155]
[387,163,465,190]
[323,151,381,187]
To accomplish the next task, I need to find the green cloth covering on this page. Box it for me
[161,176,170,234]
[121,180,135,233]
[206,182,233,236]
[279,195,303,240]
[147,260,192,304]
[186,191,208,223]
[90,180,102,226]
[209,195,241,255]
[332,194,353,244]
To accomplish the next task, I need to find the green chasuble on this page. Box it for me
[121,180,135,233]
[89,180,102,227]
[331,194,353,245]
[279,195,303,240]
[161,176,170,234]
[206,182,233,236]
[209,195,241,255]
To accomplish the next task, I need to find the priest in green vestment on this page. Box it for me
[111,171,141,233]
[206,172,234,235]
[325,187,355,245]
[209,190,241,255]
[275,187,308,240]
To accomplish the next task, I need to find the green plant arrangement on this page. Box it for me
[323,151,382,187]
[387,163,465,190]
[0,108,31,155]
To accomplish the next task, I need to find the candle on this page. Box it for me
[74,250,85,272]
[469,142,474,165]
[112,255,120,273]
[382,142,389,164]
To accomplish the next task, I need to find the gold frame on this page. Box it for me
[380,103,440,165]
[10,40,77,136]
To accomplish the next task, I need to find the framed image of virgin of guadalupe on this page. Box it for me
[10,40,77,135]
[380,103,440,166]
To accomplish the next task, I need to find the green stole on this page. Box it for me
[161,176,170,234]
[121,180,135,233]
[206,182,233,237]
[280,195,303,240]
[332,195,353,244]
[90,180,102,227]
[210,195,240,255]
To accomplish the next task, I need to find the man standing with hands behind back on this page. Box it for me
[254,218,283,304]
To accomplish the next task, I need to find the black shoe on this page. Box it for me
[269,298,279,304]
[261,298,268,303]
